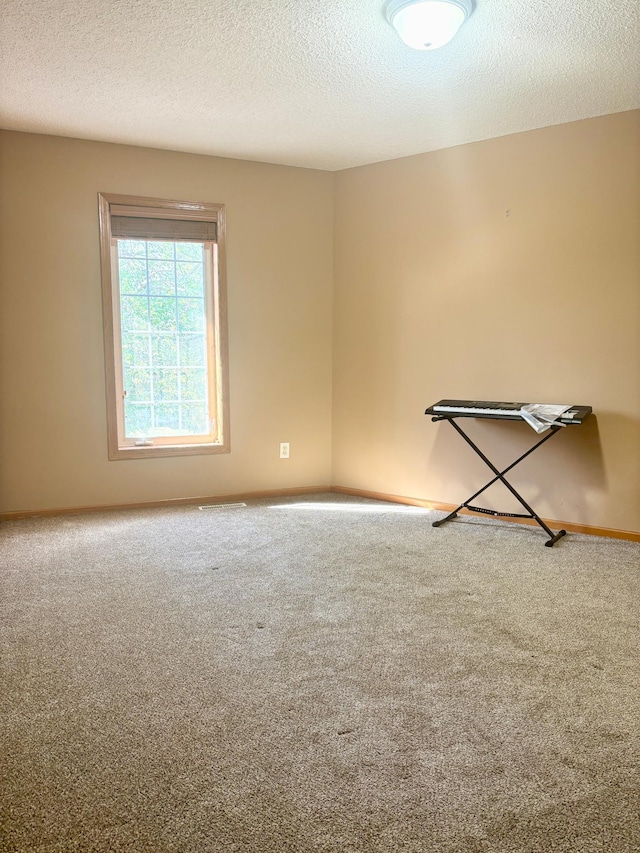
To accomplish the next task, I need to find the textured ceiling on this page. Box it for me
[1,0,638,170]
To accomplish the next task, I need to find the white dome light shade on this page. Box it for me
[385,0,473,50]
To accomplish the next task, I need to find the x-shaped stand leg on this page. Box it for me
[431,417,567,546]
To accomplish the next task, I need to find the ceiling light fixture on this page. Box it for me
[384,0,473,50]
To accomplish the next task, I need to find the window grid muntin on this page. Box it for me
[117,239,209,438]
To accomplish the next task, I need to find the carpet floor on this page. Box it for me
[1,494,639,852]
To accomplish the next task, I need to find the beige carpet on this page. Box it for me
[1,494,639,852]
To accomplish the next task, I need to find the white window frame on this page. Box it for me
[98,193,230,460]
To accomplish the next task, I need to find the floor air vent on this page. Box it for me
[198,502,247,510]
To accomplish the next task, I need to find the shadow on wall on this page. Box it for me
[425,414,605,522]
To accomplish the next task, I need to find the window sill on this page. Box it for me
[108,441,230,461]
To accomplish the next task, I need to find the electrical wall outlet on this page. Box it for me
[279,442,290,459]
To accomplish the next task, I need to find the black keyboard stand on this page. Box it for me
[430,415,567,547]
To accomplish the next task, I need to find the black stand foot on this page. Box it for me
[433,511,457,527]
[544,529,567,547]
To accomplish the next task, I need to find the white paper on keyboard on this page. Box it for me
[520,404,571,433]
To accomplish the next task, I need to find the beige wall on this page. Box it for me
[2,113,639,534]
[333,111,640,535]
[0,132,334,513]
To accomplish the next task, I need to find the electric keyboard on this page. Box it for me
[425,400,592,424]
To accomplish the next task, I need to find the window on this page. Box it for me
[98,194,229,459]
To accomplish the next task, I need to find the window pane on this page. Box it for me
[122,332,150,368]
[121,296,149,332]
[180,334,206,367]
[181,403,209,435]
[153,368,178,401]
[124,368,151,402]
[177,298,205,332]
[125,403,152,436]
[149,297,177,331]
[180,369,206,401]
[176,243,203,262]
[148,260,175,296]
[118,240,146,259]
[154,404,180,432]
[176,262,204,296]
[119,258,148,294]
[147,241,175,260]
[151,334,177,367]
